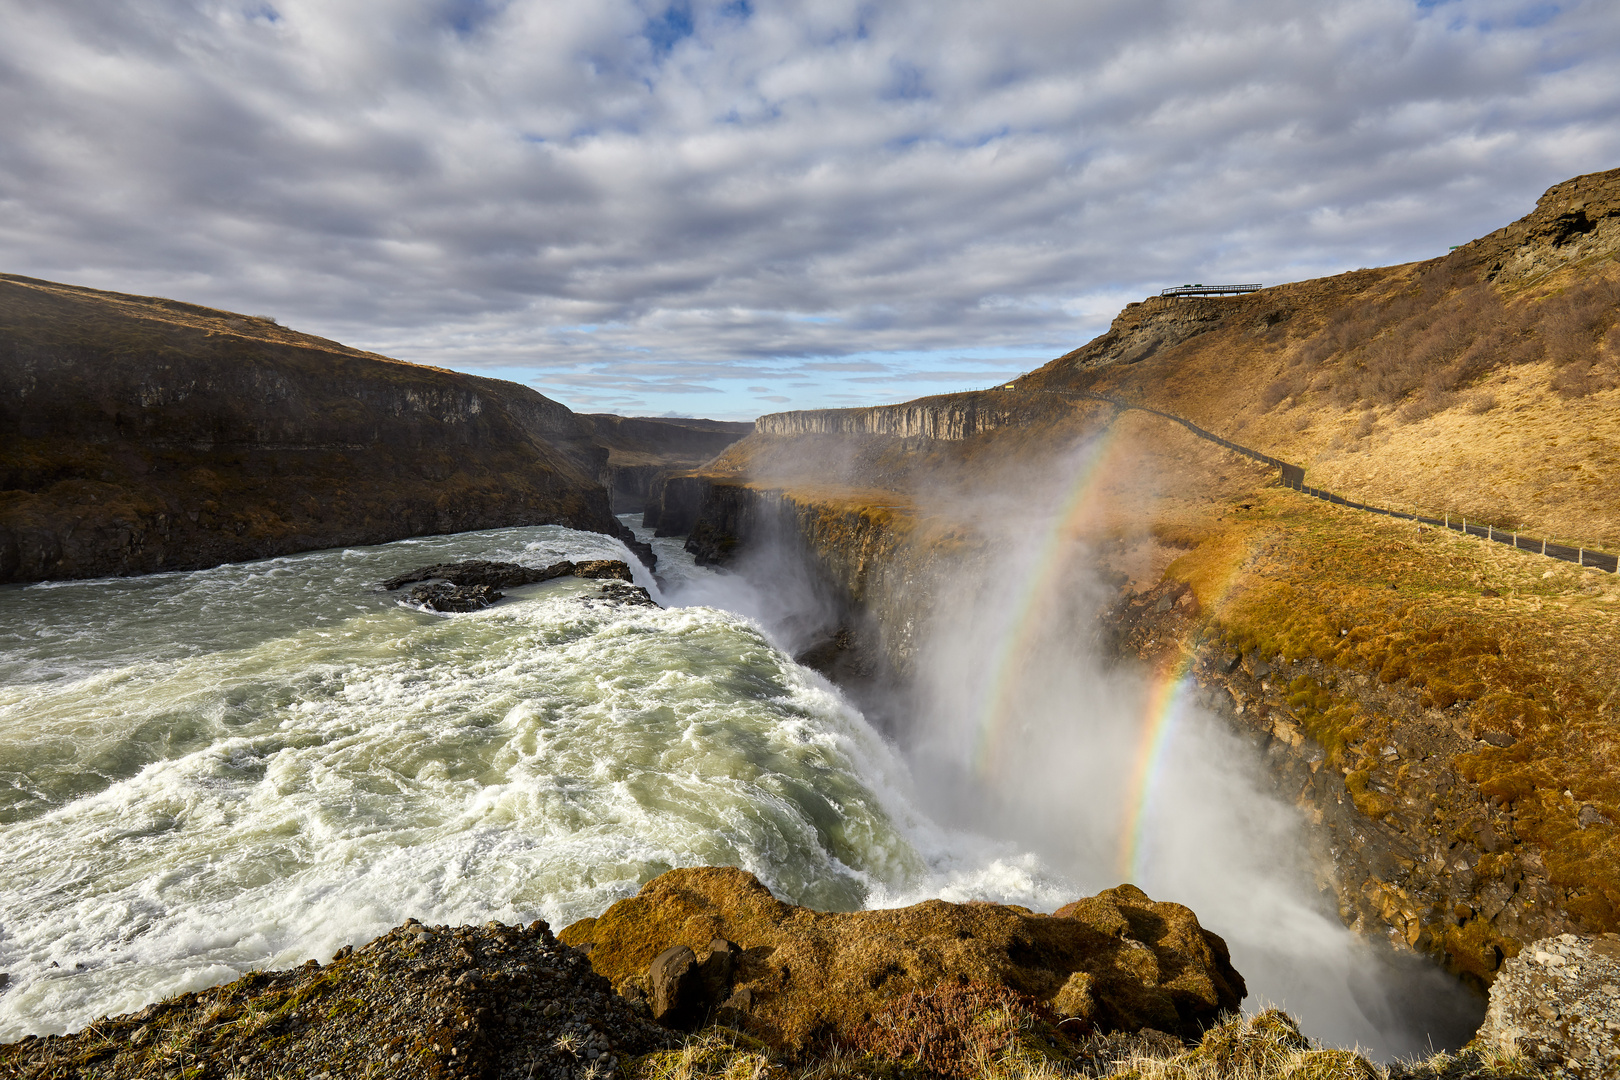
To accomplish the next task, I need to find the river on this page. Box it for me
[0,518,1074,1043]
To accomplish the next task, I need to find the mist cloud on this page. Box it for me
[2,0,1617,416]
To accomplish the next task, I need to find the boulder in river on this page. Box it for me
[558,866,1244,1052]
[381,558,635,590]
[404,582,503,612]
[385,559,645,610]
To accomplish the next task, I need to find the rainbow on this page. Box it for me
[1116,660,1196,881]
[968,419,1263,884]
[969,428,1127,777]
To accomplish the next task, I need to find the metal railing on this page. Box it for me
[978,384,1619,574]
[1160,283,1264,297]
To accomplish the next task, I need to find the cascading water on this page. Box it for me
[0,520,1069,1043]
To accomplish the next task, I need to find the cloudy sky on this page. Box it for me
[3,1,1618,419]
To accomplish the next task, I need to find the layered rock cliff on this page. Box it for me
[0,274,633,583]
[579,414,753,512]
[756,390,1070,440]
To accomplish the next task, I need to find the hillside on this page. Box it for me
[0,274,629,582]
[652,167,1620,989]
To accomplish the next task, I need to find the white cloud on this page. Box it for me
[1,0,1617,419]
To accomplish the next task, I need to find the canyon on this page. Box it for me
[0,274,750,583]
[651,167,1620,1000]
[5,169,1620,1076]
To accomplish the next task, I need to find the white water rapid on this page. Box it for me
[0,520,1071,1043]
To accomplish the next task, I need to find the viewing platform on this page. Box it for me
[1159,283,1262,297]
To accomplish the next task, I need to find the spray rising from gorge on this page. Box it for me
[697,424,1487,1059]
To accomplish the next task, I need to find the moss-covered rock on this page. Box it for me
[559,867,1244,1053]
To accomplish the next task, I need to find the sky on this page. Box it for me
[2,1,1618,421]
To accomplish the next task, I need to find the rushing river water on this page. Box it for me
[0,520,1073,1042]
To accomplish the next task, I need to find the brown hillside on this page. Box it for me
[1021,165,1620,552]
[0,274,622,582]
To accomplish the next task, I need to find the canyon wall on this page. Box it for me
[580,414,753,512]
[664,467,1575,991]
[755,391,1070,440]
[682,481,937,685]
[0,274,625,582]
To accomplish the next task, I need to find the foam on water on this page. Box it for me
[0,523,1068,1041]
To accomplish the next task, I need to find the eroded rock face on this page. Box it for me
[558,866,1244,1053]
[1477,932,1620,1078]
[754,392,1070,440]
[1454,166,1620,286]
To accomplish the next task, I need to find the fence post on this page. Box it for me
[1463,516,1467,535]
[1580,548,1585,567]
[1445,512,1449,528]
[1542,538,1547,555]
[1489,524,1494,541]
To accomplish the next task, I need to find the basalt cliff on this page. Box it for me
[0,274,749,583]
[651,166,1620,997]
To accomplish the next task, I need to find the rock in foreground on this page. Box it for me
[0,919,673,1080]
[558,866,1245,1052]
[1477,933,1620,1078]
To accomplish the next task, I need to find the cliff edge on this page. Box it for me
[0,274,626,583]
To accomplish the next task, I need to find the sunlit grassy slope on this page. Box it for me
[699,168,1620,974]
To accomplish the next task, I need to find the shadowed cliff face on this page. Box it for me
[0,274,623,583]
[580,414,754,513]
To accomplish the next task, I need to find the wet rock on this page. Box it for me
[571,559,634,582]
[0,918,675,1080]
[595,581,657,607]
[404,582,503,612]
[648,945,700,1025]
[380,559,577,591]
[559,866,1243,1052]
[1477,932,1620,1077]
[382,558,638,604]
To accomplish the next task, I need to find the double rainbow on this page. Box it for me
[968,428,1255,884]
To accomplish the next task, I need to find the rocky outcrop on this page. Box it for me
[384,559,644,612]
[1043,294,1242,372]
[0,918,675,1080]
[0,274,624,583]
[380,558,636,592]
[1453,166,1620,287]
[755,390,1069,440]
[404,582,506,612]
[1477,932,1620,1077]
[558,866,1244,1051]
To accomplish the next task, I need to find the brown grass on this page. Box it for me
[1166,485,1620,940]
